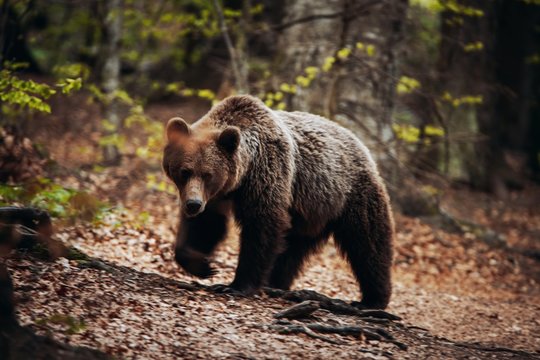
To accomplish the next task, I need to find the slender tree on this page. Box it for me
[212,0,249,93]
[101,0,123,165]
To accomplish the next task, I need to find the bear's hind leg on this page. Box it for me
[333,185,394,309]
[268,233,327,290]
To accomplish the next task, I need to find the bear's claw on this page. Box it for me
[207,283,244,295]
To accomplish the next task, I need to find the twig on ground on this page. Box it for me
[76,259,116,273]
[274,300,320,319]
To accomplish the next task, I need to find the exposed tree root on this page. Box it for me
[274,300,320,319]
[452,341,540,357]
[267,320,408,350]
[262,287,402,320]
[269,322,346,345]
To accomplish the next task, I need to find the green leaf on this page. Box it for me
[57,77,83,94]
[336,48,351,60]
[396,76,421,94]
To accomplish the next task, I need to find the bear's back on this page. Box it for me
[275,110,377,230]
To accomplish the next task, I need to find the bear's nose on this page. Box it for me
[185,199,203,215]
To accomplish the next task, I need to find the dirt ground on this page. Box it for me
[4,96,540,358]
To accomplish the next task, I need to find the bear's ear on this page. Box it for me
[217,127,240,153]
[166,117,190,142]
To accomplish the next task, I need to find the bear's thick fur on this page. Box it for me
[162,95,394,309]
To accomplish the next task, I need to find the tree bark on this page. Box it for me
[277,0,407,180]
[490,1,540,187]
[101,0,123,165]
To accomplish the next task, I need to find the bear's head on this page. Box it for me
[162,117,240,217]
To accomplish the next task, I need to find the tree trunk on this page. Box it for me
[277,0,407,180]
[438,0,540,193]
[101,0,123,165]
[491,1,540,187]
[0,1,40,72]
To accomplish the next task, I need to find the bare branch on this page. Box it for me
[271,0,383,32]
[212,0,249,93]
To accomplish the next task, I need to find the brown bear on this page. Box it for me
[162,95,394,309]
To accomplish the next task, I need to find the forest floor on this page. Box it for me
[3,95,540,359]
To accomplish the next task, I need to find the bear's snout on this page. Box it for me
[184,199,204,216]
[183,177,206,217]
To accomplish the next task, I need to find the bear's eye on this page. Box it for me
[202,172,212,181]
[179,168,193,180]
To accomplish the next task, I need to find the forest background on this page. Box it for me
[0,0,539,358]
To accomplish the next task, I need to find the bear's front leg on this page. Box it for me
[174,208,228,279]
[230,206,290,294]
